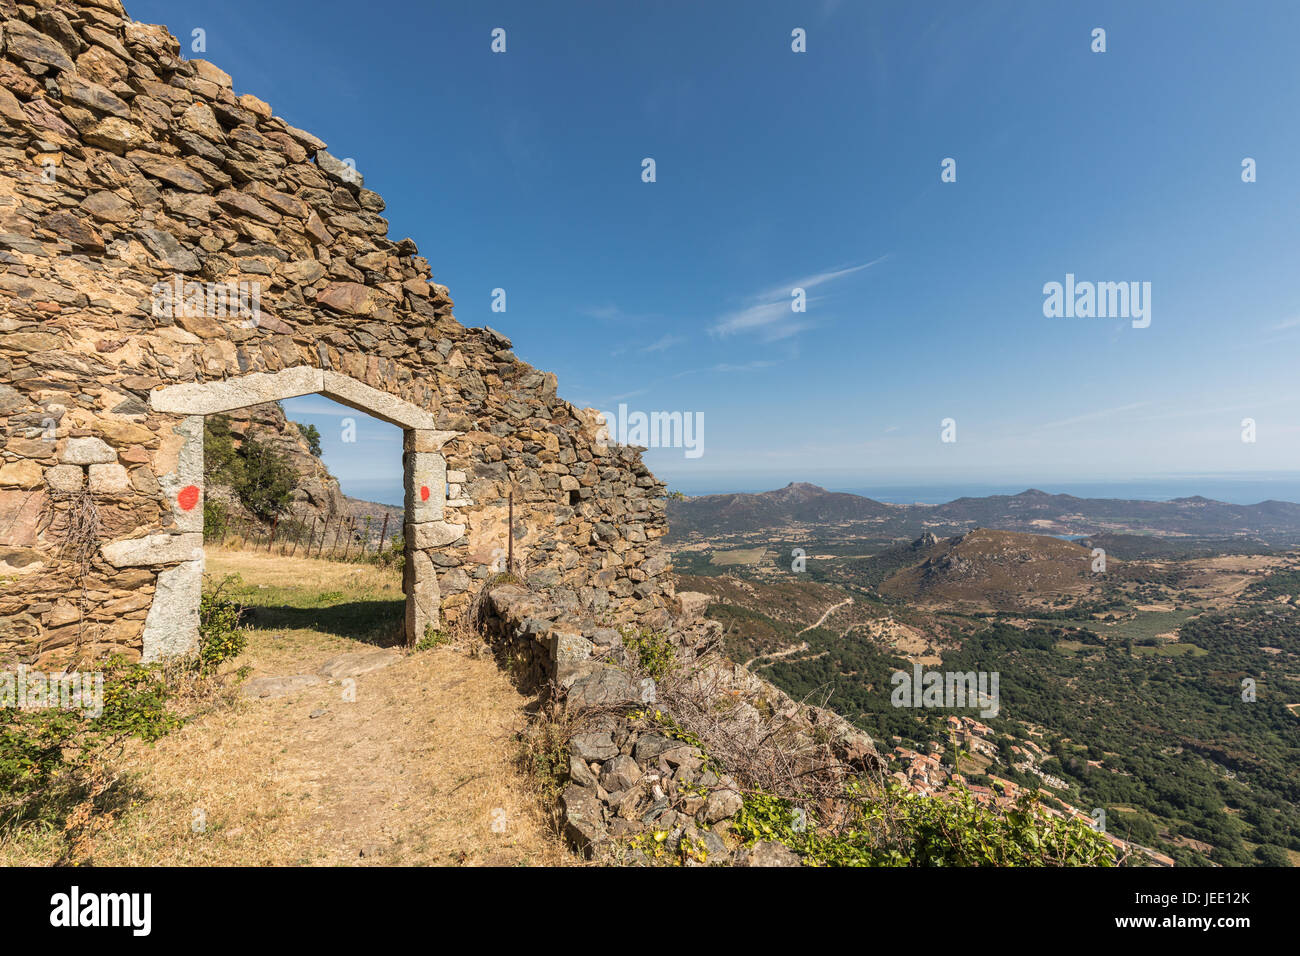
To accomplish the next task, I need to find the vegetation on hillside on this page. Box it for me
[204,414,298,522]
[295,421,322,457]
[730,786,1117,867]
[673,529,1300,867]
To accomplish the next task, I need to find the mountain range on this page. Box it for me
[667,482,1300,546]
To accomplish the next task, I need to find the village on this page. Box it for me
[887,715,1176,867]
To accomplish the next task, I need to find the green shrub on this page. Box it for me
[621,627,677,680]
[197,575,247,675]
[416,625,452,651]
[731,785,1119,867]
[0,656,180,837]
[203,415,296,520]
[235,436,296,519]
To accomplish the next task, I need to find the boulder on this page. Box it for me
[242,675,323,699]
[317,650,402,679]
[735,841,801,867]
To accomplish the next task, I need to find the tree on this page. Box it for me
[203,415,296,520]
[297,422,322,458]
[204,415,242,485]
[238,436,296,519]
[1253,844,1291,867]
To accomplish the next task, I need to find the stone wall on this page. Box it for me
[0,0,675,668]
[479,580,884,862]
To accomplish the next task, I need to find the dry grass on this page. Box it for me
[0,548,570,867]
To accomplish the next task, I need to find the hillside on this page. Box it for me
[670,492,1300,865]
[204,401,402,531]
[878,528,1107,609]
[205,401,346,520]
[667,483,1300,547]
[667,482,894,537]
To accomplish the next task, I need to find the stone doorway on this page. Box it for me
[138,368,456,660]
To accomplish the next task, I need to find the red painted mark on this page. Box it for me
[420,486,430,502]
[178,485,200,511]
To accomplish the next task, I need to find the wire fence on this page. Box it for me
[210,512,400,562]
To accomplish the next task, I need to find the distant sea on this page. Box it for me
[337,478,404,509]
[841,479,1300,506]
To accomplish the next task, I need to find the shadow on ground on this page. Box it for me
[242,601,406,647]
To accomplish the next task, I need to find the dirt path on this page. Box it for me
[795,597,853,636]
[14,550,569,866]
[744,597,854,668]
[744,641,810,670]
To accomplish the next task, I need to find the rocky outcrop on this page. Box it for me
[480,580,884,864]
[207,399,348,522]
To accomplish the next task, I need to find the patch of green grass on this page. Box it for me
[1132,642,1208,658]
[1054,640,1092,655]
[226,577,404,646]
[1099,609,1199,643]
[416,626,452,651]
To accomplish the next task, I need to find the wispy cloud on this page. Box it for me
[753,257,887,303]
[600,387,651,404]
[642,333,684,353]
[1032,402,1151,432]
[710,300,797,338]
[710,256,886,340]
[672,359,777,378]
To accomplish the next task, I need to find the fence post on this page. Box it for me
[267,515,279,553]
[377,513,389,555]
[329,515,343,558]
[341,516,355,561]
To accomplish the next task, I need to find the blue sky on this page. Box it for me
[131,0,1300,503]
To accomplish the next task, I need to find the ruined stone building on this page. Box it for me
[0,0,675,667]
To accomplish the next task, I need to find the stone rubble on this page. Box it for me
[480,580,885,865]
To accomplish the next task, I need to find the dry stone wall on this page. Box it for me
[479,580,884,862]
[0,0,675,668]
